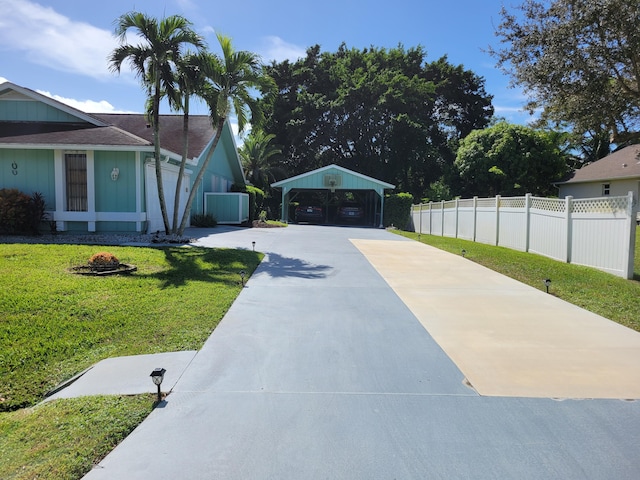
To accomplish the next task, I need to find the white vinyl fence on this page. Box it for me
[411,192,637,279]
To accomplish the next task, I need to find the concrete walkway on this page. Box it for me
[76,225,640,479]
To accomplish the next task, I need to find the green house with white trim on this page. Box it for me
[0,81,248,233]
[271,164,395,227]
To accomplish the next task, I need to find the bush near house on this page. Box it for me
[0,189,47,235]
[384,193,413,229]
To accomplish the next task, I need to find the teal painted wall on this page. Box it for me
[205,193,249,223]
[0,149,56,208]
[190,123,244,216]
[94,151,137,212]
[0,100,85,122]
[282,167,386,191]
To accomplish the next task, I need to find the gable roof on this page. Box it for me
[92,114,215,160]
[0,82,215,160]
[557,145,640,184]
[271,164,395,190]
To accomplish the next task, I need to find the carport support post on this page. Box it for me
[281,187,290,223]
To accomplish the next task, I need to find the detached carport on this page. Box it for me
[271,164,395,227]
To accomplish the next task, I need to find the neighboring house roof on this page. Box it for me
[557,145,640,184]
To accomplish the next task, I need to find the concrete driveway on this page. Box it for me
[81,225,640,479]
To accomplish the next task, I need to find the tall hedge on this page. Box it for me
[383,193,413,230]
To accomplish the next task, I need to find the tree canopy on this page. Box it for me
[490,0,640,148]
[454,122,569,197]
[262,44,493,199]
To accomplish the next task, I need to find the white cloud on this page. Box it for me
[36,89,134,114]
[260,36,306,63]
[0,0,124,81]
[0,76,8,84]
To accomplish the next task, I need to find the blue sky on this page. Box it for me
[0,0,534,136]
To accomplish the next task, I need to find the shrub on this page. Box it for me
[383,193,414,230]
[0,189,47,235]
[88,252,120,267]
[191,213,218,227]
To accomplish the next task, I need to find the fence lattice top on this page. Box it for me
[530,197,566,212]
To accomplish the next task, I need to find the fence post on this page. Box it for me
[565,196,573,263]
[455,198,460,238]
[525,193,531,253]
[441,200,445,236]
[428,202,432,234]
[473,196,478,242]
[623,191,636,279]
[495,195,501,246]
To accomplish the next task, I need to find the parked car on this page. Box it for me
[337,203,364,222]
[295,205,324,223]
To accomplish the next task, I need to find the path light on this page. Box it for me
[240,270,246,287]
[252,241,256,251]
[461,249,466,258]
[543,278,551,294]
[150,368,166,403]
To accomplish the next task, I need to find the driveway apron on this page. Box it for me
[83,226,640,479]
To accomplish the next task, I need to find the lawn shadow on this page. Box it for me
[140,246,262,288]
[259,252,332,279]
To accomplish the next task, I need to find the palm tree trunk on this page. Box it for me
[176,116,226,236]
[172,94,189,234]
[152,77,171,234]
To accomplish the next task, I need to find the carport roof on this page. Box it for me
[271,164,395,191]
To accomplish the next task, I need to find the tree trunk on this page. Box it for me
[172,95,189,234]
[176,116,226,236]
[152,78,171,234]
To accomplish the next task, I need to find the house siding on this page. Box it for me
[559,179,640,202]
[94,151,137,212]
[0,148,55,206]
[0,99,83,123]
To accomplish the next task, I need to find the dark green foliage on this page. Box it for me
[191,213,218,227]
[262,44,493,200]
[454,122,569,197]
[490,0,640,146]
[0,189,47,235]
[383,193,414,229]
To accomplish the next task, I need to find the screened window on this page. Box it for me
[65,153,87,211]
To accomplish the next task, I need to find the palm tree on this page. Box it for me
[239,129,283,189]
[109,12,204,234]
[167,53,207,234]
[176,33,275,235]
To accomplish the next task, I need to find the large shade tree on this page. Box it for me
[262,44,493,200]
[490,0,640,150]
[454,122,569,197]
[109,12,204,234]
[176,33,274,235]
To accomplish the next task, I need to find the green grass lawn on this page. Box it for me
[394,227,640,332]
[0,243,262,479]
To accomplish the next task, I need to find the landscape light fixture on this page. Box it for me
[543,278,551,294]
[240,270,246,287]
[150,367,166,403]
[252,241,256,251]
[461,249,466,258]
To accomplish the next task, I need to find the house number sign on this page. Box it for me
[11,162,18,175]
